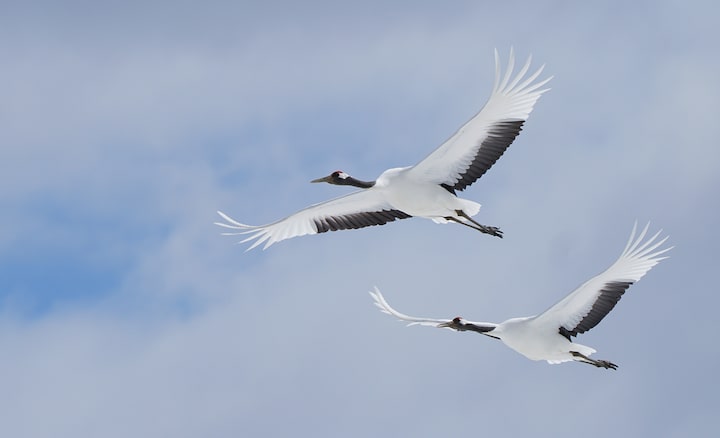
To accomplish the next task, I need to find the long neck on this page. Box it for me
[461,322,499,339]
[342,177,375,188]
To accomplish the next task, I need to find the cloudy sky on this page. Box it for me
[2,1,719,436]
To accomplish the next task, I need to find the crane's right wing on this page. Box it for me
[370,287,453,327]
[534,222,672,339]
[408,48,551,192]
[216,188,411,250]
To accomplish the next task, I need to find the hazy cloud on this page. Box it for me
[1,1,718,437]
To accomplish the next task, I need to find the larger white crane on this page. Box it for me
[370,223,672,369]
[216,48,551,250]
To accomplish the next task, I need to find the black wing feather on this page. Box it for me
[559,281,633,340]
[447,119,525,193]
[313,210,412,233]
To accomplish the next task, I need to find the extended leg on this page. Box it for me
[571,351,618,370]
[454,210,503,238]
[444,216,486,232]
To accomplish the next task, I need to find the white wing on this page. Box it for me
[408,48,552,192]
[369,287,453,328]
[215,189,411,250]
[370,287,498,333]
[534,222,672,338]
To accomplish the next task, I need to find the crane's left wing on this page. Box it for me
[216,188,410,250]
[371,287,498,334]
[408,48,551,192]
[534,223,672,339]
[370,287,455,328]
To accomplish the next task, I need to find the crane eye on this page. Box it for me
[452,317,462,323]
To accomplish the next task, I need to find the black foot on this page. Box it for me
[453,210,503,238]
[479,225,503,238]
[593,359,618,370]
[571,351,618,370]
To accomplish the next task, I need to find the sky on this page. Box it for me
[1,0,719,436]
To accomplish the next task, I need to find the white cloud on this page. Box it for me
[1,1,719,436]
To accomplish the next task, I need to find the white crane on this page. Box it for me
[370,223,672,369]
[216,48,551,250]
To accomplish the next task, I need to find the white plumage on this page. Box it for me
[370,223,672,369]
[216,48,551,250]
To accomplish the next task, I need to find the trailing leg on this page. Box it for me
[571,351,618,370]
[454,210,503,238]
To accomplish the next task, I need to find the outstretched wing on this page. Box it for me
[408,48,552,192]
[216,189,411,250]
[535,222,672,340]
[369,287,453,328]
[370,287,497,332]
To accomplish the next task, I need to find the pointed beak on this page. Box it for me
[311,175,332,183]
[437,321,453,328]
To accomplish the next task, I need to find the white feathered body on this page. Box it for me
[373,167,481,223]
[493,317,596,364]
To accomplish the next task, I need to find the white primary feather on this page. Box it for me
[408,47,552,188]
[533,221,672,332]
[216,188,398,251]
[370,287,496,329]
[370,287,452,328]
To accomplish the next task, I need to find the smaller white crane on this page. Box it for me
[370,223,671,369]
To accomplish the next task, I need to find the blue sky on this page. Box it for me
[2,1,719,436]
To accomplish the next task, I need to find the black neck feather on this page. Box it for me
[462,323,496,334]
[341,177,375,188]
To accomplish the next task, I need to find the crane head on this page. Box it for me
[438,317,497,335]
[311,171,376,188]
[311,170,350,184]
[437,317,466,331]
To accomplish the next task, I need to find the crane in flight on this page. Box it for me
[370,223,672,369]
[216,48,551,250]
